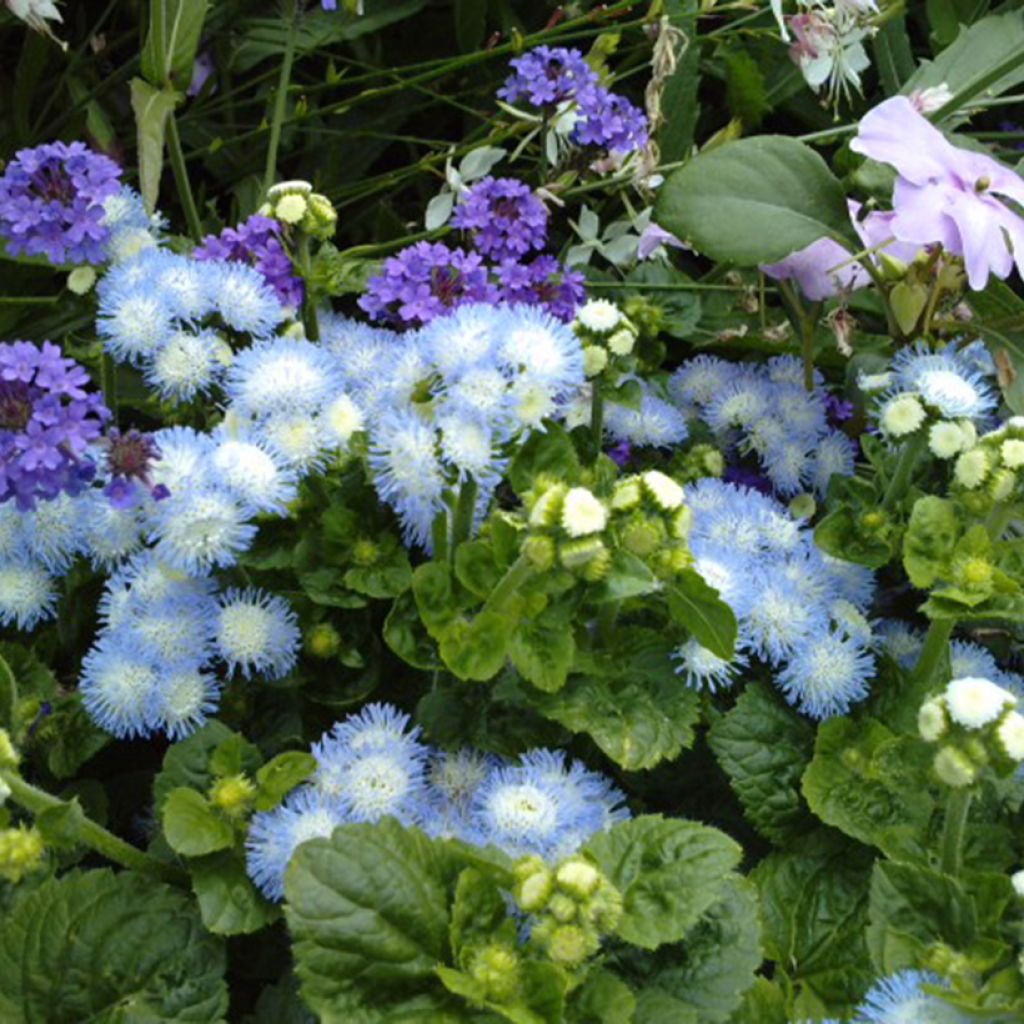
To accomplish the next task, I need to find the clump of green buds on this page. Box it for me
[609,469,692,579]
[0,824,45,883]
[512,855,622,969]
[305,622,342,659]
[675,443,725,484]
[918,675,1024,787]
[573,299,639,380]
[948,417,1024,511]
[261,180,337,240]
[467,942,523,1004]
[525,479,612,582]
[209,773,258,818]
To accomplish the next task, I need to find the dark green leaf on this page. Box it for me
[666,569,737,660]
[154,720,235,809]
[586,815,741,950]
[655,136,854,265]
[191,851,280,935]
[509,611,576,693]
[873,13,915,95]
[141,0,208,90]
[453,0,486,52]
[571,970,636,1023]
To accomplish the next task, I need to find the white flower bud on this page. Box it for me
[954,449,990,489]
[918,698,948,742]
[933,746,977,788]
[607,328,636,356]
[1001,439,1024,469]
[880,394,926,437]
[561,487,608,537]
[997,711,1024,762]
[642,470,684,511]
[275,193,308,224]
[945,676,1015,729]
[582,346,608,378]
[576,299,621,333]
[928,421,966,459]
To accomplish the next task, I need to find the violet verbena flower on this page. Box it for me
[572,88,649,154]
[359,242,497,327]
[0,340,109,508]
[0,141,121,265]
[851,95,1024,290]
[494,254,585,322]
[498,45,600,107]
[451,177,549,261]
[102,428,169,508]
[194,214,303,308]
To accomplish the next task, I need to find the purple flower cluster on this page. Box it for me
[451,177,549,260]
[0,141,122,265]
[359,242,497,326]
[494,255,585,322]
[0,341,110,509]
[194,214,303,308]
[498,45,649,155]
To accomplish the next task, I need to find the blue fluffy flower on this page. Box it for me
[225,337,339,420]
[79,637,161,739]
[776,629,874,719]
[892,343,997,421]
[148,665,221,741]
[855,969,967,1024]
[214,587,300,680]
[0,559,58,630]
[203,259,285,336]
[149,486,257,574]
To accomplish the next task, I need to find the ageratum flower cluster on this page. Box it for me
[669,354,857,498]
[676,477,877,719]
[246,703,628,900]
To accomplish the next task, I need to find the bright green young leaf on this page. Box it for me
[666,569,737,660]
[729,978,789,1024]
[903,496,960,589]
[708,683,815,844]
[154,720,236,808]
[654,135,855,265]
[130,78,180,213]
[439,611,514,682]
[509,611,576,693]
[286,818,455,1014]
[255,751,317,811]
[191,850,281,935]
[507,424,580,496]
[0,869,227,1021]
[586,815,741,950]
[571,970,637,1023]
[162,786,235,856]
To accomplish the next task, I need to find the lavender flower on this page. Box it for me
[194,214,303,308]
[494,254,585,322]
[451,177,548,261]
[358,241,497,327]
[573,88,649,154]
[0,141,122,265]
[851,95,1024,289]
[498,45,599,107]
[0,340,109,508]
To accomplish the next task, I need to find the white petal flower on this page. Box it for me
[561,488,607,537]
[945,676,1015,730]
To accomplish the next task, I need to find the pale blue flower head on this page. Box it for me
[812,430,857,497]
[776,629,874,719]
[949,638,1001,681]
[704,372,772,434]
[855,969,967,1024]
[145,248,210,321]
[604,387,689,449]
[123,590,217,666]
[437,407,507,487]
[214,587,300,680]
[19,491,86,572]
[204,259,285,336]
[251,411,331,473]
[422,303,504,381]
[207,429,298,516]
[763,436,815,496]
[493,304,584,398]
[246,786,345,901]
[0,558,58,630]
[668,354,734,408]
[79,636,161,739]
[144,329,227,402]
[148,664,221,741]
[225,337,339,419]
[149,485,257,574]
[97,264,174,365]
[423,748,499,841]
[743,576,827,666]
[672,635,748,693]
[891,343,997,421]
[822,553,876,609]
[766,354,824,388]
[149,425,214,495]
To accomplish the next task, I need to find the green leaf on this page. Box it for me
[154,720,235,808]
[449,868,514,966]
[867,860,979,973]
[729,979,788,1024]
[752,832,874,1016]
[453,0,486,52]
[384,590,440,670]
[0,869,227,1021]
[0,651,16,731]
[255,751,317,811]
[141,0,208,89]
[286,818,455,1014]
[592,551,662,604]
[654,135,854,266]
[162,786,235,856]
[666,569,737,660]
[903,496,960,588]
[708,683,815,843]
[509,611,576,693]
[873,13,915,95]
[722,44,770,128]
[801,718,934,857]
[412,562,462,638]
[619,263,701,341]
[507,424,580,496]
[906,11,1024,119]
[210,731,262,778]
[130,78,180,213]
[191,850,281,935]
[586,815,741,950]
[35,798,86,849]
[440,612,514,682]
[571,970,637,1023]
[633,875,761,1023]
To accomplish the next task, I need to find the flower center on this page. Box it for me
[0,382,33,431]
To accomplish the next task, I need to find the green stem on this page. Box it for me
[1,771,186,885]
[591,385,605,448]
[450,478,479,558]
[881,432,927,510]
[932,47,1024,123]
[165,115,202,242]
[799,302,822,392]
[263,0,300,195]
[911,617,955,687]
[431,509,449,565]
[100,351,118,422]
[295,233,319,340]
[985,501,1012,541]
[940,787,972,876]
[483,554,537,614]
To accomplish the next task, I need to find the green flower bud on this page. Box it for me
[589,883,624,933]
[559,537,609,576]
[275,193,308,225]
[788,493,816,520]
[641,470,684,511]
[303,192,338,240]
[555,858,600,899]
[0,729,19,769]
[305,622,342,659]
[988,468,1017,503]
[529,484,567,528]
[351,538,380,567]
[933,746,977,788]
[470,943,521,1003]
[582,346,608,378]
[620,517,665,558]
[918,698,948,743]
[515,863,553,912]
[67,266,96,295]
[0,825,45,883]
[889,281,929,335]
[669,506,692,541]
[523,535,556,571]
[544,924,594,968]
[209,774,257,817]
[548,893,577,923]
[610,477,642,512]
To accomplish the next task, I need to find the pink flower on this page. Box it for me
[851,96,1024,289]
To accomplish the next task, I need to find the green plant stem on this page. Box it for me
[911,617,955,686]
[165,114,203,242]
[881,432,926,510]
[100,351,118,421]
[263,0,300,195]
[450,478,479,557]
[483,555,536,614]
[799,302,823,392]
[294,233,319,340]
[940,787,972,876]
[985,501,1012,541]
[591,385,605,448]
[1,770,186,885]
[431,510,449,565]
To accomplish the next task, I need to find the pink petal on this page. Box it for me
[851,96,955,186]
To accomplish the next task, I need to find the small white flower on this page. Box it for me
[945,676,1015,730]
[928,421,967,459]
[275,194,307,224]
[322,394,364,448]
[859,371,893,393]
[582,346,608,378]
[607,328,636,356]
[954,449,990,489]
[576,299,622,333]
[267,180,312,199]
[1001,439,1024,469]
[642,470,684,511]
[880,394,926,437]
[997,711,1024,761]
[918,698,948,742]
[561,488,608,537]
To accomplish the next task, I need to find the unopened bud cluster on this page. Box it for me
[949,417,1024,510]
[0,825,45,883]
[523,469,690,583]
[512,855,622,969]
[573,300,639,379]
[209,773,257,818]
[261,181,338,240]
[918,676,1024,787]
